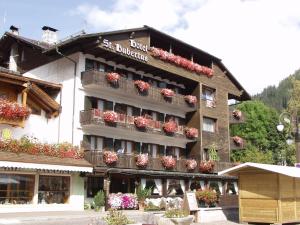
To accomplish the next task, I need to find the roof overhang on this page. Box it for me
[0,160,93,173]
[218,162,300,178]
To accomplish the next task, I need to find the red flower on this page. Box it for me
[0,99,31,121]
[186,159,197,171]
[185,127,198,138]
[134,116,149,128]
[150,47,214,77]
[106,72,120,83]
[161,88,175,98]
[233,136,243,146]
[184,95,197,105]
[161,156,176,169]
[199,160,215,173]
[136,154,148,168]
[232,110,242,119]
[103,151,118,165]
[134,80,150,92]
[163,121,178,134]
[103,111,118,123]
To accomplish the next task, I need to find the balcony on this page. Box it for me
[229,108,246,124]
[80,109,197,148]
[81,70,197,116]
[84,150,235,173]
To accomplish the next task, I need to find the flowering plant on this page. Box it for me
[199,160,215,173]
[106,72,120,84]
[186,159,197,171]
[150,47,213,77]
[136,154,149,168]
[0,99,31,121]
[232,109,242,119]
[103,150,118,165]
[108,193,138,209]
[161,156,176,169]
[134,116,149,129]
[134,80,150,92]
[233,136,243,146]
[196,188,218,206]
[162,121,178,134]
[0,136,83,159]
[185,127,199,139]
[184,95,197,105]
[161,88,175,98]
[103,111,118,123]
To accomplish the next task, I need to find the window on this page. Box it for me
[203,117,216,133]
[167,179,185,196]
[157,145,165,156]
[226,181,238,195]
[203,149,209,161]
[142,178,162,196]
[104,101,113,111]
[189,181,202,191]
[132,107,141,117]
[38,176,70,204]
[0,174,35,205]
[202,86,216,108]
[103,137,114,150]
[85,59,112,72]
[87,177,104,198]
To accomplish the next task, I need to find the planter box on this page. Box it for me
[195,206,238,223]
[157,215,194,225]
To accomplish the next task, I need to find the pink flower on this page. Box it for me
[103,151,118,165]
[184,95,197,105]
[163,121,178,134]
[134,80,150,92]
[185,127,198,138]
[232,110,242,119]
[134,116,149,128]
[161,156,176,169]
[186,159,197,171]
[103,111,118,123]
[0,99,31,120]
[106,72,120,83]
[161,88,175,98]
[233,136,243,146]
[136,154,149,168]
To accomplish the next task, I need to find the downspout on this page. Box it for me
[56,47,77,145]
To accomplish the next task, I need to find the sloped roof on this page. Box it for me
[218,162,300,178]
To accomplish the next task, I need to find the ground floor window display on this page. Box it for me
[0,174,35,205]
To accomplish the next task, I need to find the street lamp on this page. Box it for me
[277,112,300,165]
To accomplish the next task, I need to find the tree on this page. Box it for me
[230,100,294,165]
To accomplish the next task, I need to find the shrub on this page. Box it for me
[93,190,105,210]
[165,209,189,218]
[136,186,152,204]
[104,209,133,225]
[196,188,218,207]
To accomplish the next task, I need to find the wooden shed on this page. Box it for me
[219,162,300,225]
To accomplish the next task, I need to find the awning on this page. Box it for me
[0,161,93,173]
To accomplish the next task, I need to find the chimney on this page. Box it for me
[9,25,19,35]
[42,26,58,44]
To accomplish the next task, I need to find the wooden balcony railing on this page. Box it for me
[81,70,197,111]
[80,109,195,140]
[84,150,234,173]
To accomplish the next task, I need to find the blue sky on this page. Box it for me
[1,0,300,95]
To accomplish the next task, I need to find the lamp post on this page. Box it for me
[277,112,300,165]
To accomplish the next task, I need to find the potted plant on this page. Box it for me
[199,160,215,173]
[0,99,31,121]
[163,121,178,135]
[134,80,150,93]
[134,116,149,129]
[103,150,118,165]
[136,186,152,211]
[233,136,243,146]
[161,156,176,169]
[184,127,198,139]
[106,72,120,85]
[232,109,242,119]
[103,111,118,123]
[186,159,197,171]
[158,209,194,225]
[93,190,105,212]
[184,95,197,106]
[103,209,134,225]
[161,88,175,98]
[135,153,149,168]
[196,188,218,207]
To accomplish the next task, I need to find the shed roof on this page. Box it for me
[218,162,300,178]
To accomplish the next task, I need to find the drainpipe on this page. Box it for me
[55,47,77,145]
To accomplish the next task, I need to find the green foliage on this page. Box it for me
[208,143,220,161]
[93,190,105,210]
[104,209,133,225]
[144,202,161,211]
[230,100,294,165]
[136,186,152,203]
[196,189,218,206]
[164,209,189,218]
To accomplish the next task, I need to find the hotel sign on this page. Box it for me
[102,39,149,62]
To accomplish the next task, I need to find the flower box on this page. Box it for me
[232,110,242,120]
[161,88,175,98]
[184,95,197,105]
[103,111,118,123]
[233,136,243,146]
[134,80,150,92]
[161,156,176,169]
[199,160,215,173]
[106,72,120,84]
[136,154,149,168]
[186,159,198,171]
[163,121,178,134]
[0,99,31,122]
[108,193,138,209]
[150,47,213,77]
[134,116,149,129]
[185,127,198,139]
[196,188,218,207]
[103,150,118,165]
